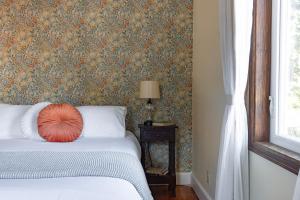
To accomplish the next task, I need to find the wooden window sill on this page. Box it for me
[249,142,300,175]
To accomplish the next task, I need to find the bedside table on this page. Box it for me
[138,124,178,196]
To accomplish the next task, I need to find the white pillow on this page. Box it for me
[77,106,127,138]
[21,102,51,140]
[0,104,31,139]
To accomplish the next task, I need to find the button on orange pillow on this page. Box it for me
[38,104,83,142]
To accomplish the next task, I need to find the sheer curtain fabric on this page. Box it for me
[215,1,253,200]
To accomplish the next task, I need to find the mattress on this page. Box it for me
[0,131,143,200]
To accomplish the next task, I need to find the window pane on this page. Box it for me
[281,0,300,140]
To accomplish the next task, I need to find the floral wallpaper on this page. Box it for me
[0,0,192,172]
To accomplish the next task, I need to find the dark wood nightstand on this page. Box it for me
[138,124,177,196]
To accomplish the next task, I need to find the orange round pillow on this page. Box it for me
[38,104,83,142]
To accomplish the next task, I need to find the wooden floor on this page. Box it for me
[151,185,199,200]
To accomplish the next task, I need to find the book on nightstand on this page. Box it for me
[146,167,169,176]
[152,122,175,126]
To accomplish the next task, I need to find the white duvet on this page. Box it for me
[0,131,143,200]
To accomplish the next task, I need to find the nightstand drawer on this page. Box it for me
[140,130,174,142]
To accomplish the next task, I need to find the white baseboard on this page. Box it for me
[176,172,192,185]
[191,174,212,200]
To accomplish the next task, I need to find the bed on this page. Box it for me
[0,103,153,200]
[0,131,152,200]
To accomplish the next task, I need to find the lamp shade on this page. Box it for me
[139,81,160,99]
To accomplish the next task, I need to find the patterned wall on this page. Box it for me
[0,0,192,172]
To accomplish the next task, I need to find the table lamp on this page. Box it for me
[139,81,160,126]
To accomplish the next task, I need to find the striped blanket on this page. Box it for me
[0,151,153,200]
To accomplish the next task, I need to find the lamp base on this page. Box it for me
[144,120,153,126]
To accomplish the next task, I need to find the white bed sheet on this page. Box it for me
[0,131,141,159]
[0,177,142,200]
[0,131,143,200]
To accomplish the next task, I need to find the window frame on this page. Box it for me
[248,0,300,175]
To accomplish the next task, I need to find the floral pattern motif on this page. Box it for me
[0,0,192,172]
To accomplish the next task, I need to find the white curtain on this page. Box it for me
[293,172,300,200]
[215,1,253,200]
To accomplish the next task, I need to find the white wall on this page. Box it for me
[192,0,224,198]
[250,152,297,200]
[192,0,298,199]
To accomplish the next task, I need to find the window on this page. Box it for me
[271,0,300,154]
[248,0,300,175]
